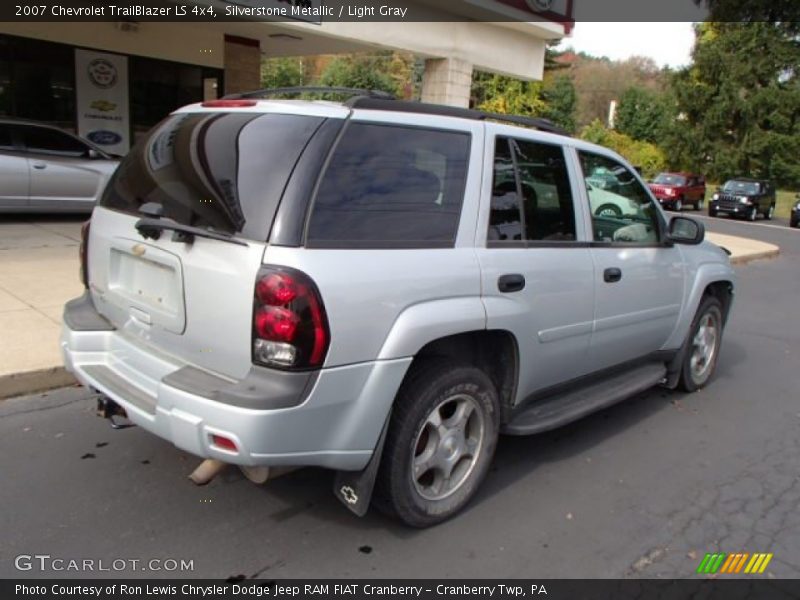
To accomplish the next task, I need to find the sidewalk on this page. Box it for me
[0,220,781,399]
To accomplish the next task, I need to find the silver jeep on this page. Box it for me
[61,90,735,527]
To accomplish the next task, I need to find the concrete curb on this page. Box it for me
[0,367,77,400]
[728,248,781,265]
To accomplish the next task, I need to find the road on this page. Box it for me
[1,214,799,580]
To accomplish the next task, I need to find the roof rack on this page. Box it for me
[346,97,569,136]
[223,86,396,100]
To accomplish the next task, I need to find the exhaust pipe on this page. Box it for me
[189,459,228,485]
[240,465,299,484]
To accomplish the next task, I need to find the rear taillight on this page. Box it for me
[79,220,90,288]
[252,267,330,370]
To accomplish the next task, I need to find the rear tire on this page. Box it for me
[696,198,704,211]
[679,296,724,392]
[765,204,775,220]
[375,359,500,527]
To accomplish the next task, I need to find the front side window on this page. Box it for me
[488,137,576,243]
[306,123,470,248]
[20,126,89,157]
[579,151,661,244]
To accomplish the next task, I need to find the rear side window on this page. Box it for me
[20,125,89,157]
[306,123,470,248]
[0,125,13,151]
[100,112,324,241]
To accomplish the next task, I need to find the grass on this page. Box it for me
[704,187,797,219]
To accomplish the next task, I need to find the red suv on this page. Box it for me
[648,172,706,211]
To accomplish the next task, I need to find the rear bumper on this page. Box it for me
[61,295,410,471]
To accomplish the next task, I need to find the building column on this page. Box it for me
[420,57,473,108]
[223,34,261,96]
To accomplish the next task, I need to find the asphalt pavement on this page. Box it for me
[1,215,798,579]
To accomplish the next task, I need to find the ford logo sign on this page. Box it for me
[87,130,122,146]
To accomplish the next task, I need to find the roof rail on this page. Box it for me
[223,86,396,100]
[346,97,569,136]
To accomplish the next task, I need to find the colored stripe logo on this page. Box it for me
[697,552,773,574]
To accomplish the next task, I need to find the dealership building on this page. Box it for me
[0,0,571,154]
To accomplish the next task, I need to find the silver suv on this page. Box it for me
[61,91,735,527]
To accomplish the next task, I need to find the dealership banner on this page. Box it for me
[75,49,130,155]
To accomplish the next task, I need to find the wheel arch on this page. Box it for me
[399,330,520,425]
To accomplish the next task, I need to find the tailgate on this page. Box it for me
[89,207,266,380]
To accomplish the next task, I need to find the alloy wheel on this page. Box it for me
[411,393,485,501]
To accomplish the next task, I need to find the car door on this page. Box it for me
[0,123,30,209]
[19,124,103,211]
[477,128,595,400]
[575,148,685,372]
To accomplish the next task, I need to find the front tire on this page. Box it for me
[674,197,683,211]
[679,296,724,392]
[595,204,623,218]
[747,206,757,221]
[709,207,718,217]
[375,360,500,527]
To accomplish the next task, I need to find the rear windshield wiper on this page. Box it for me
[135,216,248,247]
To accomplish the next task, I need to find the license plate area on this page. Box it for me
[107,240,186,334]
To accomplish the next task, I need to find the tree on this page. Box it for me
[669,20,800,185]
[580,119,666,178]
[318,52,413,98]
[615,86,669,143]
[470,72,545,115]
[541,74,577,133]
[260,57,305,89]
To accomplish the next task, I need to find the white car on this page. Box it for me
[0,119,119,213]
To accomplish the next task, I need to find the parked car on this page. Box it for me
[709,178,776,221]
[0,118,119,213]
[791,195,799,228]
[648,172,706,211]
[61,92,735,527]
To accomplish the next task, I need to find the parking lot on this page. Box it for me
[0,212,797,579]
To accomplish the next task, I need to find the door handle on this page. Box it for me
[603,267,622,283]
[498,273,525,293]
[32,162,46,170]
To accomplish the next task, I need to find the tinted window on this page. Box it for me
[307,123,470,247]
[488,137,576,243]
[100,112,324,240]
[0,124,13,151]
[488,138,522,241]
[21,126,89,157]
[579,151,660,244]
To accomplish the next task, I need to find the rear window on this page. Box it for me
[100,112,324,240]
[306,122,470,248]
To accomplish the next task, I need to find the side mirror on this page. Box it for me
[88,148,102,159]
[669,216,704,245]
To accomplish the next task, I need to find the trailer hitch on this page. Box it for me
[96,396,135,430]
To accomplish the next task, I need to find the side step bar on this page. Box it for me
[503,363,667,436]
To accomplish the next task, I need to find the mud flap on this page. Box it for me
[333,413,390,517]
